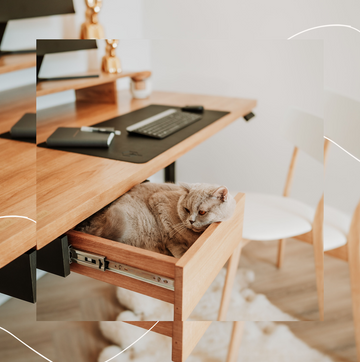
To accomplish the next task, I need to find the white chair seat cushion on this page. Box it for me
[242,193,315,241]
[323,205,351,251]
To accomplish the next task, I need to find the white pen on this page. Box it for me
[81,126,121,136]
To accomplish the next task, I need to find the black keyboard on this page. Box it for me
[126,109,202,139]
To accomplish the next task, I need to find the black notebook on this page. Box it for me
[10,113,36,139]
[46,127,115,148]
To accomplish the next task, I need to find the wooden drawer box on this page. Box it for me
[66,192,245,321]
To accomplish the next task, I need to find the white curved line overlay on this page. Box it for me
[0,327,53,362]
[324,136,360,163]
[0,215,36,223]
[104,321,159,362]
[288,24,360,39]
[0,321,159,362]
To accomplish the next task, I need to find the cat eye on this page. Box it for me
[199,210,206,215]
[185,208,190,213]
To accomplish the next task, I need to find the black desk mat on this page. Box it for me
[37,104,229,163]
[0,132,36,144]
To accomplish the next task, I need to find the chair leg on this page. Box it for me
[217,243,242,321]
[276,239,286,268]
[348,248,360,360]
[226,322,245,362]
[312,240,324,321]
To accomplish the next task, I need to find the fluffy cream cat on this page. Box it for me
[76,182,236,258]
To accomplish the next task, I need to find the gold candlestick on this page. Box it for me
[102,39,122,74]
[80,0,105,39]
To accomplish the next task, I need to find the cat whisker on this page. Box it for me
[170,223,186,237]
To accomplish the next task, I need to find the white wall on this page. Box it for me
[143,1,360,214]
[148,40,324,207]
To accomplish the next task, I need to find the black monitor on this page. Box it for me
[36,39,98,82]
[0,0,75,54]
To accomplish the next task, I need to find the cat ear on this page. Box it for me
[213,186,229,202]
[179,182,191,192]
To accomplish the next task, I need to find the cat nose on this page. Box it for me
[190,220,195,224]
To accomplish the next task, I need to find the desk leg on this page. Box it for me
[165,162,176,183]
[226,322,244,362]
[0,249,37,303]
[37,235,71,277]
[218,243,242,321]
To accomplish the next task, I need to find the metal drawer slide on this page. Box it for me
[69,247,174,291]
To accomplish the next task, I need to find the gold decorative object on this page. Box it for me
[80,0,105,39]
[102,39,122,74]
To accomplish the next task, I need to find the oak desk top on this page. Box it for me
[37,90,256,249]
[0,84,36,267]
[0,140,36,268]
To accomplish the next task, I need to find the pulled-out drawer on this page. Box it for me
[66,192,245,321]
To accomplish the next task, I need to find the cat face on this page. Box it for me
[177,183,236,233]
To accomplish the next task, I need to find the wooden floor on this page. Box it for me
[37,272,123,321]
[241,239,356,362]
[0,239,356,361]
[284,252,356,362]
[0,299,108,362]
[240,238,320,321]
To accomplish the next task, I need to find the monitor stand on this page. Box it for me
[0,22,7,56]
[0,22,36,57]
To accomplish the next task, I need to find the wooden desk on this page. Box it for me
[36,90,256,249]
[0,141,36,268]
[0,83,36,268]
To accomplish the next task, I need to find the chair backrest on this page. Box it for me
[281,109,324,197]
[325,91,360,162]
[282,109,324,164]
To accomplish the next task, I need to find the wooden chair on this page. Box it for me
[220,109,325,321]
[226,93,360,360]
[321,91,360,359]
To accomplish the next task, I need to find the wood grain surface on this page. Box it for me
[0,53,36,75]
[36,91,256,248]
[0,81,36,267]
[172,321,211,362]
[67,229,177,279]
[0,140,36,267]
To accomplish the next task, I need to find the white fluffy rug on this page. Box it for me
[98,322,333,362]
[115,267,297,321]
[96,268,333,361]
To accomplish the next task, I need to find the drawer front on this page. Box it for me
[174,193,245,321]
[66,229,177,304]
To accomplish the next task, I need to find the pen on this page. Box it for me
[81,126,121,136]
